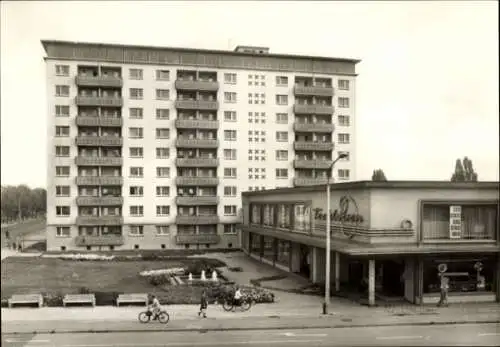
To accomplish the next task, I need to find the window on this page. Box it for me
[224,186,237,197]
[130,108,143,119]
[156,186,170,196]
[130,88,143,100]
[56,206,70,217]
[338,169,350,180]
[276,131,288,142]
[276,150,288,161]
[224,92,237,103]
[338,115,350,126]
[129,225,144,235]
[55,126,70,137]
[156,167,170,178]
[130,167,144,177]
[129,147,144,158]
[156,89,170,100]
[338,133,350,144]
[129,127,144,138]
[338,151,350,161]
[55,65,69,76]
[276,169,288,179]
[224,130,237,141]
[224,205,237,216]
[156,205,170,216]
[276,95,288,105]
[130,206,144,217]
[55,186,70,197]
[55,146,70,157]
[338,79,350,90]
[224,111,237,122]
[56,226,70,237]
[129,186,144,196]
[156,109,170,120]
[276,76,288,86]
[224,149,237,160]
[156,70,170,81]
[156,147,170,159]
[248,112,266,124]
[224,224,237,234]
[129,69,143,80]
[224,73,237,84]
[55,105,70,117]
[56,166,70,176]
[156,225,170,235]
[338,97,350,108]
[276,113,288,124]
[224,168,237,178]
[55,85,70,97]
[156,128,170,139]
[248,93,266,104]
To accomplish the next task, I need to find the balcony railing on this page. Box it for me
[175,80,219,92]
[75,176,123,186]
[76,216,123,226]
[75,156,123,166]
[75,96,123,107]
[74,235,125,246]
[176,177,219,186]
[294,104,334,115]
[175,234,221,245]
[176,196,219,206]
[294,141,334,151]
[293,122,335,133]
[294,85,334,97]
[175,119,219,130]
[76,116,123,127]
[175,100,219,110]
[176,215,220,225]
[75,136,123,147]
[76,197,124,206]
[294,177,329,186]
[175,138,219,149]
[294,159,333,169]
[175,158,219,168]
[75,76,123,88]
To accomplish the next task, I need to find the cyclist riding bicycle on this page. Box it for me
[149,294,162,319]
[232,287,242,311]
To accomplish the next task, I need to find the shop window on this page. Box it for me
[251,204,262,224]
[294,204,311,232]
[277,204,291,229]
[262,236,275,262]
[276,240,291,267]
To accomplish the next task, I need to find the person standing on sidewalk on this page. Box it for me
[437,275,449,307]
[198,290,208,318]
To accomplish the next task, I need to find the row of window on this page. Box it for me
[54,185,239,197]
[55,205,239,217]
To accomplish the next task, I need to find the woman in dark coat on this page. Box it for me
[198,290,208,318]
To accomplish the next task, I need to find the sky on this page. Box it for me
[1,1,498,188]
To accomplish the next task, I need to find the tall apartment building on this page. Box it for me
[43,40,360,252]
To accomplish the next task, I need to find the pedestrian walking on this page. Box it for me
[437,275,449,307]
[198,290,208,318]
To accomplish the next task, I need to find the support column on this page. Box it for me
[368,258,376,307]
[311,247,318,283]
[335,252,340,292]
[496,254,500,303]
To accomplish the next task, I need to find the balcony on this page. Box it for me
[175,80,219,92]
[176,177,219,186]
[75,156,122,166]
[293,122,335,133]
[75,96,123,107]
[175,119,219,130]
[175,138,219,149]
[74,235,125,246]
[294,104,334,115]
[75,76,123,88]
[76,216,123,226]
[75,136,123,147]
[76,116,123,127]
[294,177,329,186]
[175,158,219,168]
[75,176,123,186]
[176,215,219,225]
[175,234,221,245]
[294,159,333,169]
[176,196,219,206]
[175,100,219,111]
[294,141,334,151]
[294,85,334,97]
[76,197,124,206]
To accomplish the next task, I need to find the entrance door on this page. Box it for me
[299,245,310,278]
[381,260,405,297]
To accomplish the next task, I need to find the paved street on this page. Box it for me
[2,323,500,347]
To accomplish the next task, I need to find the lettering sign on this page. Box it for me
[313,196,364,224]
[449,205,462,239]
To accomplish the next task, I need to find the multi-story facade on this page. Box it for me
[43,40,360,251]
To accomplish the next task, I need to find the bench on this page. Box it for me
[116,293,148,307]
[63,294,96,307]
[8,294,43,308]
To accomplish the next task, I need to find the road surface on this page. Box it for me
[2,323,499,346]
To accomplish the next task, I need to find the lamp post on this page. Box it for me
[323,152,348,315]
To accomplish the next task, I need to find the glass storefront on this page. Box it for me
[251,204,261,224]
[262,236,275,262]
[277,205,291,229]
[276,240,291,267]
[249,233,261,256]
[294,204,311,232]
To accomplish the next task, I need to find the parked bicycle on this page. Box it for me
[138,307,170,324]
[221,296,254,312]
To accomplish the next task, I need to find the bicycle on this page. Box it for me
[221,296,254,312]
[138,307,170,324]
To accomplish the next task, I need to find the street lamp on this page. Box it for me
[323,152,348,315]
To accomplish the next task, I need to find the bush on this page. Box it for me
[95,291,120,306]
[228,266,243,272]
[209,284,275,304]
[43,292,64,307]
[148,274,172,286]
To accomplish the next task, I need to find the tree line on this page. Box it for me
[1,185,46,224]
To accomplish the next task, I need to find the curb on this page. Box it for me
[4,319,499,335]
